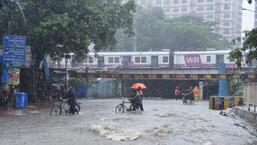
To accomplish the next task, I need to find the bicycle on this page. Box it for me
[115,97,140,113]
[50,97,81,115]
[181,93,194,105]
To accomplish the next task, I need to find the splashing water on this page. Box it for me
[90,124,141,141]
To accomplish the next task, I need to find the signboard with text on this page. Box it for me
[3,35,27,67]
[184,54,202,67]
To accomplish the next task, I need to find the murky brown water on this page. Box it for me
[0,99,256,145]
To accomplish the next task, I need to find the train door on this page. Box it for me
[151,56,158,67]
[122,56,132,68]
[169,51,174,68]
[97,56,105,68]
[216,55,224,65]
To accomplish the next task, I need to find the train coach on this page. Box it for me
[82,51,170,69]
[174,50,238,68]
[51,49,248,70]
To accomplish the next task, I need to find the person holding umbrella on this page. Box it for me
[136,87,144,111]
[131,83,146,111]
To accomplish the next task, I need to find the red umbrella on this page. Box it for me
[131,83,147,89]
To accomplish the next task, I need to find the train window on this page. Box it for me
[89,56,93,63]
[115,57,120,63]
[207,56,211,62]
[135,57,140,63]
[108,57,114,63]
[141,57,147,63]
[229,57,235,62]
[163,56,169,63]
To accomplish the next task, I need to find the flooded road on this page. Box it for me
[0,99,256,145]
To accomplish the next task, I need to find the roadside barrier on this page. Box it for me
[209,96,243,110]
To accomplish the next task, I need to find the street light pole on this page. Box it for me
[65,54,71,93]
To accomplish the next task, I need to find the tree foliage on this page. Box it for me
[247,0,255,4]
[230,28,257,67]
[230,0,257,67]
[0,0,135,99]
[114,6,225,52]
[0,0,135,63]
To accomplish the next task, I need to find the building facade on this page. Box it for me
[255,2,257,27]
[137,0,242,42]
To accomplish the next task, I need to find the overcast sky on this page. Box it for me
[242,0,255,31]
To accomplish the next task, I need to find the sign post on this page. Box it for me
[3,35,27,68]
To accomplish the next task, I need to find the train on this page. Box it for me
[50,49,248,70]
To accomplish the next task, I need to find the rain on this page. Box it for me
[1,0,257,145]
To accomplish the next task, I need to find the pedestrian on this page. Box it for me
[2,86,8,108]
[8,85,17,108]
[136,87,144,111]
[193,86,199,102]
[66,87,77,114]
[174,86,180,101]
[60,85,65,97]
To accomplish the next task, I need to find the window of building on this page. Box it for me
[181,7,188,12]
[207,56,211,62]
[89,56,93,63]
[164,0,171,5]
[163,56,169,63]
[198,0,204,3]
[197,6,204,11]
[173,8,179,12]
[141,57,147,63]
[156,0,162,5]
[224,4,231,10]
[182,0,187,3]
[135,57,140,63]
[206,14,214,18]
[173,0,179,4]
[114,57,120,63]
[224,13,230,18]
[206,5,214,11]
[223,29,230,34]
[108,57,113,63]
[207,0,214,2]
[164,7,171,12]
[223,21,230,26]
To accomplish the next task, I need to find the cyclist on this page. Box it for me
[66,88,77,114]
[128,89,141,111]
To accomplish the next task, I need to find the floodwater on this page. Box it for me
[0,99,256,145]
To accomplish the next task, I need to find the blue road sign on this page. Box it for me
[3,35,27,67]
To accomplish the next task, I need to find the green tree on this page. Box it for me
[230,0,257,67]
[0,0,135,99]
[113,6,225,52]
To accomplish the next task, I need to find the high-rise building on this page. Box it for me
[255,2,257,27]
[137,0,243,42]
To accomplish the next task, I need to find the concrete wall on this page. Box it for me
[87,79,121,98]
[233,107,257,128]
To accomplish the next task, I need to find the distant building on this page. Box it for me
[136,0,243,42]
[255,2,257,27]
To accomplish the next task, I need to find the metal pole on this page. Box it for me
[65,59,68,92]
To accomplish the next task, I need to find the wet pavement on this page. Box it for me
[0,99,257,145]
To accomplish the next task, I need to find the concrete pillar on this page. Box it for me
[199,81,204,100]
[218,63,228,96]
